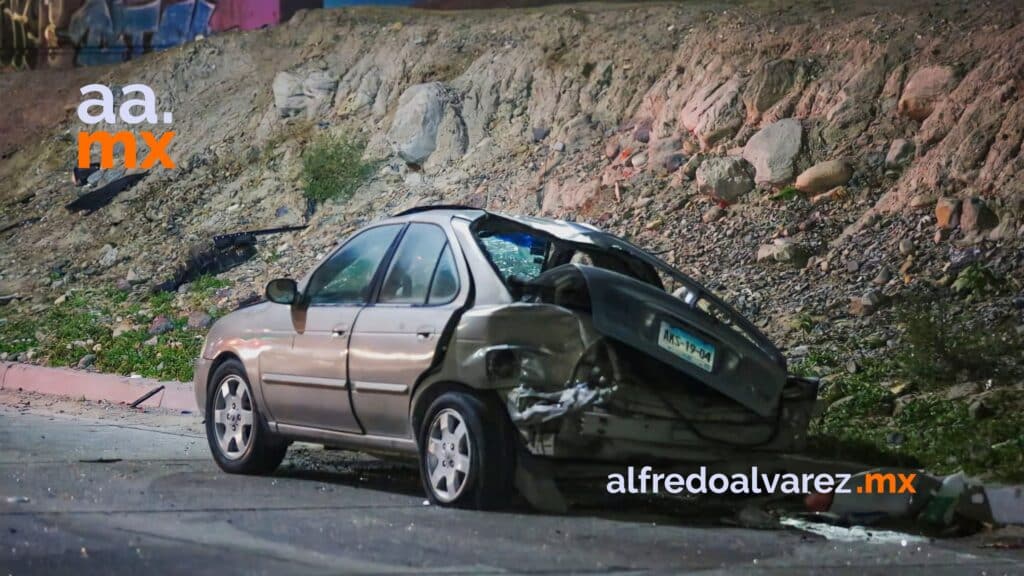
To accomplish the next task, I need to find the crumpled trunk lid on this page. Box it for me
[524,264,787,417]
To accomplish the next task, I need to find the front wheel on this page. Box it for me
[205,359,287,475]
[418,391,514,509]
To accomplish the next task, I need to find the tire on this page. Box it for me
[205,358,287,475]
[418,390,515,509]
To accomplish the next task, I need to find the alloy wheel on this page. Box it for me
[213,375,254,461]
[425,408,472,502]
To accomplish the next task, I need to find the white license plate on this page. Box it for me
[657,321,715,372]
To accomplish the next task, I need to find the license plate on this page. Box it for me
[657,321,715,372]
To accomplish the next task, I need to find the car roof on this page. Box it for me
[385,205,602,242]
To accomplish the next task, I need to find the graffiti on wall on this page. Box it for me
[0,0,40,68]
[0,0,216,69]
[67,0,215,66]
[2,0,585,70]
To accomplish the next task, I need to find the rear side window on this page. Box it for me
[379,224,459,305]
[477,232,549,282]
[428,248,459,304]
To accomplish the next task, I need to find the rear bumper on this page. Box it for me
[513,375,819,463]
[193,357,212,412]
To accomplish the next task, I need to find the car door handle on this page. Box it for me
[416,326,434,339]
[331,324,349,337]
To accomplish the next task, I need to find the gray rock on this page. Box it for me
[755,239,808,267]
[696,156,754,203]
[960,197,999,232]
[148,315,174,336]
[945,382,981,401]
[77,354,96,369]
[388,82,447,165]
[885,139,914,167]
[701,205,724,223]
[272,71,305,117]
[532,126,550,142]
[187,311,214,330]
[126,269,146,285]
[97,245,118,268]
[741,118,802,185]
[898,238,915,255]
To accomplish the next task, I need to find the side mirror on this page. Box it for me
[265,278,298,305]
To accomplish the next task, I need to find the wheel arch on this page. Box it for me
[410,380,508,446]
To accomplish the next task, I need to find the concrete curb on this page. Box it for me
[0,362,194,412]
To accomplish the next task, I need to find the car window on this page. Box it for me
[306,224,402,305]
[428,247,459,304]
[379,224,450,304]
[478,231,549,282]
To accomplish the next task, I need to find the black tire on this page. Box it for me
[418,390,515,509]
[205,358,287,475]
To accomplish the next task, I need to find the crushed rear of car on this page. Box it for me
[437,212,818,467]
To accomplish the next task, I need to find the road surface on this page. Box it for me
[1,389,1021,575]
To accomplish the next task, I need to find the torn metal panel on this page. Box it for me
[507,382,615,426]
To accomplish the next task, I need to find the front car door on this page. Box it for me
[260,224,404,432]
[348,222,466,438]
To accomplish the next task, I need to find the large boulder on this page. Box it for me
[795,159,853,194]
[696,156,754,203]
[272,72,305,117]
[898,66,957,121]
[387,83,462,166]
[742,118,802,185]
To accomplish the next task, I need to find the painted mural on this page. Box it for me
[1,0,574,70]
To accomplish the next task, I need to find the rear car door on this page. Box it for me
[260,224,403,432]
[348,223,465,438]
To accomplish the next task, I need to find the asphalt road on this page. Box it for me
[1,390,1022,576]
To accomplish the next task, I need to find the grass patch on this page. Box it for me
[801,350,1024,482]
[301,134,373,204]
[770,185,799,202]
[0,286,219,382]
[895,297,1022,387]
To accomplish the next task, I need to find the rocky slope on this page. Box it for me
[1,1,1022,475]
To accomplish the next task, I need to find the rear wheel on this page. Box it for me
[418,391,515,509]
[205,359,287,474]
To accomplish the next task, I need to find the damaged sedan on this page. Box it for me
[194,206,818,509]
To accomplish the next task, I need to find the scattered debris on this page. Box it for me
[129,385,165,408]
